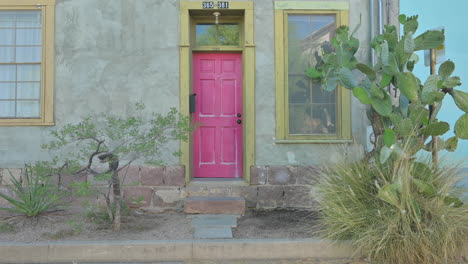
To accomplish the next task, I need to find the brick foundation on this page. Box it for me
[0,165,320,211]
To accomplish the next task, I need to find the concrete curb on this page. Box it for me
[0,238,358,263]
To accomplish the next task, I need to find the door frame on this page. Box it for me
[179,1,255,184]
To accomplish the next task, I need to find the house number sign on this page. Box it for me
[202,1,229,9]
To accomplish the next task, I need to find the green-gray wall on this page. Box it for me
[0,0,371,168]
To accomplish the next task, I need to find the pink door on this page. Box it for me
[193,53,243,178]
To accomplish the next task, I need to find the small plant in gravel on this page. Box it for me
[42,103,191,231]
[0,222,15,233]
[0,166,67,217]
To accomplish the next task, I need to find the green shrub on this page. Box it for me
[0,166,66,217]
[43,104,191,231]
[318,156,467,264]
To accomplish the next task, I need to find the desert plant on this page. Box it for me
[43,104,191,231]
[308,14,468,263]
[318,154,467,264]
[306,15,468,162]
[0,166,66,217]
[0,222,15,233]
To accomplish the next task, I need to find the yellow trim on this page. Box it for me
[274,1,349,10]
[274,4,351,142]
[0,0,55,6]
[0,1,56,126]
[275,139,353,144]
[180,1,253,10]
[274,10,286,140]
[179,1,255,184]
[192,47,244,52]
[180,7,191,183]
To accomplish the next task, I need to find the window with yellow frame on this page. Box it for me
[0,0,55,126]
[274,1,351,142]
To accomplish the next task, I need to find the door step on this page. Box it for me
[190,214,240,239]
[193,227,233,239]
[184,196,246,215]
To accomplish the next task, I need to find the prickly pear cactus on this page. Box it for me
[307,15,468,160]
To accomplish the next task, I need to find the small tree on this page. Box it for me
[43,104,191,231]
[306,15,468,162]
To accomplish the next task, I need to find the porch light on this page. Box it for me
[213,12,220,24]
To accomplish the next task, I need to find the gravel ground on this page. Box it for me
[0,206,319,242]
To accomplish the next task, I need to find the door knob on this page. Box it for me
[237,113,242,117]
[237,119,242,124]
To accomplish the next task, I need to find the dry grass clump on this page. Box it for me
[318,156,467,264]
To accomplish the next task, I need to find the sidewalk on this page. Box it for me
[0,238,360,264]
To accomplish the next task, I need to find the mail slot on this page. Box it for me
[189,93,197,113]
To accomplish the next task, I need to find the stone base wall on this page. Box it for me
[0,165,320,211]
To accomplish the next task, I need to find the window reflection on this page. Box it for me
[196,24,240,46]
[287,14,337,135]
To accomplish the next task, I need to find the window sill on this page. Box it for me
[274,139,353,144]
[0,121,55,126]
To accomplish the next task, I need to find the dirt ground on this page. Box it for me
[1,207,467,264]
[233,209,319,239]
[0,205,319,242]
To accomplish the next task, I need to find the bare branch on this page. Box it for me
[74,140,105,175]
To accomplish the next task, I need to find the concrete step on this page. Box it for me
[193,227,233,239]
[191,214,238,228]
[184,196,246,215]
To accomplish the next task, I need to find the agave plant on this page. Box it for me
[307,15,468,161]
[0,166,66,217]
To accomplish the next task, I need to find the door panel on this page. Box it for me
[193,53,243,178]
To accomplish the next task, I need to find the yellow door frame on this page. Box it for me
[179,1,255,184]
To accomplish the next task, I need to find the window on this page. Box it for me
[0,0,55,126]
[190,11,244,50]
[275,2,351,142]
[196,23,240,46]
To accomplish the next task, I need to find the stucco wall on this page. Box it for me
[0,0,371,168]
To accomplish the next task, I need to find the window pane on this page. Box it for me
[17,65,40,81]
[0,11,15,28]
[16,29,42,45]
[289,103,337,135]
[0,101,15,117]
[289,75,310,104]
[17,82,40,100]
[0,83,16,100]
[17,100,40,118]
[16,11,41,28]
[312,82,336,104]
[0,65,16,81]
[196,24,240,46]
[0,29,15,45]
[16,47,41,62]
[0,47,14,63]
[287,14,337,136]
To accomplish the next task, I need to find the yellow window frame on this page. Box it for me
[0,0,55,126]
[274,1,352,143]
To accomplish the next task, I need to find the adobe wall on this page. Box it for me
[0,165,320,211]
